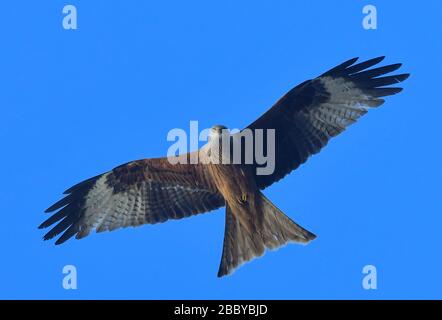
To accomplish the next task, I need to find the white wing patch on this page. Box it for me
[77,173,222,238]
[308,76,384,138]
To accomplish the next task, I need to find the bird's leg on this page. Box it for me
[238,193,247,205]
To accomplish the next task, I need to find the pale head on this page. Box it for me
[209,124,229,141]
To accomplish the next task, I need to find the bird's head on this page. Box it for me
[208,124,229,141]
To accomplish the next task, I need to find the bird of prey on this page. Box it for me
[40,57,409,277]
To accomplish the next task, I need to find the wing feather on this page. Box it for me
[245,57,409,189]
[40,155,224,244]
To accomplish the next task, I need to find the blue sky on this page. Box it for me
[1,1,441,299]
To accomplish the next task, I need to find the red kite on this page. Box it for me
[40,57,409,277]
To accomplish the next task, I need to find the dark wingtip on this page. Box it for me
[39,220,54,229]
[366,56,386,65]
[346,56,387,75]
[54,238,65,245]
[42,174,103,244]
[340,57,360,66]
[45,195,72,213]
[45,207,55,214]
[392,74,410,84]
[62,174,103,195]
[375,55,386,62]
[342,57,359,68]
[321,57,359,77]
[372,56,386,66]
[349,57,359,64]
[43,233,55,241]
[55,224,78,245]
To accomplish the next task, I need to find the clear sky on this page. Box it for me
[1,1,441,299]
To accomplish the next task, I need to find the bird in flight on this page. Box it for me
[40,57,409,277]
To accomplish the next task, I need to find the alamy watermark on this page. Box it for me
[62,265,78,290]
[62,5,77,30]
[166,121,276,176]
[362,5,377,30]
[362,264,377,290]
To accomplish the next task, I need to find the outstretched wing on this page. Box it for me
[40,154,224,244]
[245,56,409,189]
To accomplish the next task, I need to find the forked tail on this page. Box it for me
[217,193,316,277]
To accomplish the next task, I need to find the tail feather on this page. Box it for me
[217,193,316,277]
